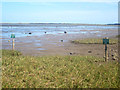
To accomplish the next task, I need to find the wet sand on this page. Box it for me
[2,28,118,59]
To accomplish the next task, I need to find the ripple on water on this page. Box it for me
[80,31,87,34]
[97,35,102,37]
[37,48,46,50]
[15,40,33,43]
[35,43,42,46]
[90,31,100,34]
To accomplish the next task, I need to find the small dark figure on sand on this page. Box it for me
[88,50,92,53]
[29,32,32,34]
[64,31,67,34]
[45,32,47,34]
[61,40,63,42]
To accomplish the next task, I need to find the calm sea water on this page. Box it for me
[1,25,118,38]
[1,24,118,51]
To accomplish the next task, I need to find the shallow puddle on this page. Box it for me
[80,31,87,34]
[37,48,46,50]
[35,43,42,46]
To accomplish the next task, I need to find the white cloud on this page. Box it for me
[1,0,120,2]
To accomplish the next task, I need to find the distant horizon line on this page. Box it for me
[0,22,119,25]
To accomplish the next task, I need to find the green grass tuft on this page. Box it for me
[71,38,118,44]
[2,49,22,56]
[116,35,120,38]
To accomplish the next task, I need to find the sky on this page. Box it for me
[1,1,119,24]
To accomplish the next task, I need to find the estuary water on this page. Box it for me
[1,24,118,38]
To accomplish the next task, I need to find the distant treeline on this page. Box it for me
[107,23,120,25]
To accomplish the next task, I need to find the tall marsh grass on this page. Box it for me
[2,50,119,88]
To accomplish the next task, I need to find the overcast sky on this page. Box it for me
[2,1,118,24]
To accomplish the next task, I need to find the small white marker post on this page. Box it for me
[11,34,15,50]
[103,37,109,62]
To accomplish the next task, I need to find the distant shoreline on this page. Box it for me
[0,23,119,26]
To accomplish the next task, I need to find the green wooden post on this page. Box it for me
[105,44,108,61]
[11,34,15,50]
[103,37,109,62]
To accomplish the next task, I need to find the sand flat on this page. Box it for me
[2,27,118,59]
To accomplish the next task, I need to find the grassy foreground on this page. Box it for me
[2,50,119,88]
[71,38,118,44]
